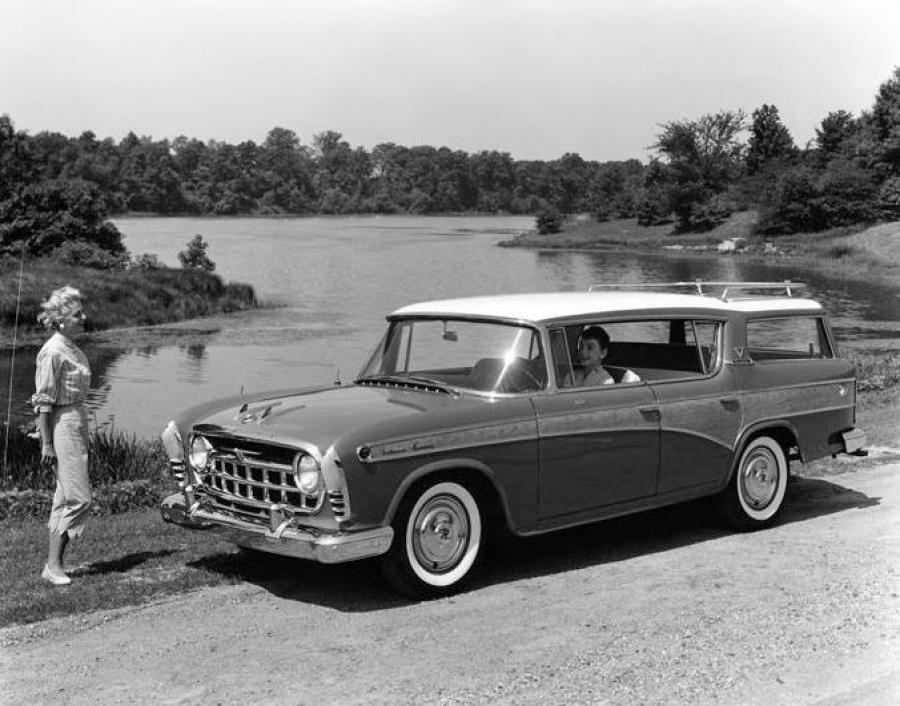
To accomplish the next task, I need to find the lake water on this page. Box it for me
[4,215,899,439]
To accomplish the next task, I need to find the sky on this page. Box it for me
[2,0,899,162]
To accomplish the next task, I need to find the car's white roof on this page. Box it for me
[391,292,823,323]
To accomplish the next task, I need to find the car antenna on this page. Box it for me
[3,240,28,481]
[334,368,342,386]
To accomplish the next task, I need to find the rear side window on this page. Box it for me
[550,319,722,386]
[746,317,833,361]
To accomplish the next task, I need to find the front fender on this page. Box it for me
[382,457,517,533]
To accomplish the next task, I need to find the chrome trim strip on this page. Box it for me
[358,418,537,464]
[658,426,734,450]
[740,377,856,392]
[538,424,660,441]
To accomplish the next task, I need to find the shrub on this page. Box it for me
[848,350,900,392]
[1,425,167,492]
[0,480,166,521]
[876,176,900,219]
[0,178,125,257]
[178,234,215,272]
[825,244,857,259]
[635,186,672,226]
[536,207,563,234]
[53,240,129,270]
[755,166,827,235]
[679,194,735,233]
[130,252,165,270]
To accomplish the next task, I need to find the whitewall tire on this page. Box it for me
[382,480,483,598]
[719,436,788,531]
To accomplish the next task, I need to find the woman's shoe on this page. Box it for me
[41,564,72,586]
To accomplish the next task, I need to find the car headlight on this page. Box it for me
[294,453,321,494]
[189,435,212,470]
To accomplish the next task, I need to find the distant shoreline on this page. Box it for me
[500,215,900,291]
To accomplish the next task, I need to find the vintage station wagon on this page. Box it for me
[160,282,866,597]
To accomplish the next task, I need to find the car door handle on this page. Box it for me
[638,406,660,419]
[720,396,740,407]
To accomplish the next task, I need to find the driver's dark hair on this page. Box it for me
[579,325,610,350]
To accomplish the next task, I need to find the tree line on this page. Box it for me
[643,67,900,234]
[0,120,643,219]
[1,67,898,260]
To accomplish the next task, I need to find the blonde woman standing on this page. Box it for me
[31,285,92,586]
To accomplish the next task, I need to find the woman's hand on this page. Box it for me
[41,444,57,466]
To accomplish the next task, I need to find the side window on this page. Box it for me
[550,329,574,387]
[747,317,833,361]
[690,321,721,373]
[551,319,722,387]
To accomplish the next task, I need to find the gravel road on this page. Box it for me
[2,461,898,705]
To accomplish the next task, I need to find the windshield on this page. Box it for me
[358,318,547,394]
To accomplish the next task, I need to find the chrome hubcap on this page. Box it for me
[412,495,469,573]
[741,448,779,509]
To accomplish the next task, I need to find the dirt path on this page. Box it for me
[2,462,899,705]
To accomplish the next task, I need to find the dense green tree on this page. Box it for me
[0,178,125,256]
[178,234,215,271]
[815,110,858,155]
[4,67,900,233]
[471,150,515,211]
[867,66,900,175]
[746,104,796,174]
[652,110,746,230]
[0,115,31,202]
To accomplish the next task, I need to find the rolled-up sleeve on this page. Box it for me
[31,349,58,413]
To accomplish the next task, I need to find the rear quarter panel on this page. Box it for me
[736,358,857,462]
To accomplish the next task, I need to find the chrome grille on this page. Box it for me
[328,491,346,518]
[196,435,322,514]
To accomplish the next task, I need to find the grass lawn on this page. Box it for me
[0,510,243,627]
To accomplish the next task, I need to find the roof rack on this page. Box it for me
[587,280,807,300]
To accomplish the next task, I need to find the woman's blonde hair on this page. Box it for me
[37,285,83,330]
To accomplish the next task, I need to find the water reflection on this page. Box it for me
[0,343,128,433]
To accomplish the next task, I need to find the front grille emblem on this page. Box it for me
[234,448,260,463]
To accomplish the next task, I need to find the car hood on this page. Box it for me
[188,384,472,451]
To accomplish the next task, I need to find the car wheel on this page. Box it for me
[719,435,788,531]
[381,480,482,599]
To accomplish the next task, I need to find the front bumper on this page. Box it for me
[160,493,393,564]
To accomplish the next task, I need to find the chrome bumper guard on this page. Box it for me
[841,428,868,456]
[159,492,393,563]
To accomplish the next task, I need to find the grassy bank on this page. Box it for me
[1,426,169,521]
[501,213,900,288]
[0,258,257,348]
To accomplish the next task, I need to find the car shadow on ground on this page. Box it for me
[188,474,879,612]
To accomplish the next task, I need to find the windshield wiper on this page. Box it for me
[355,374,459,395]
